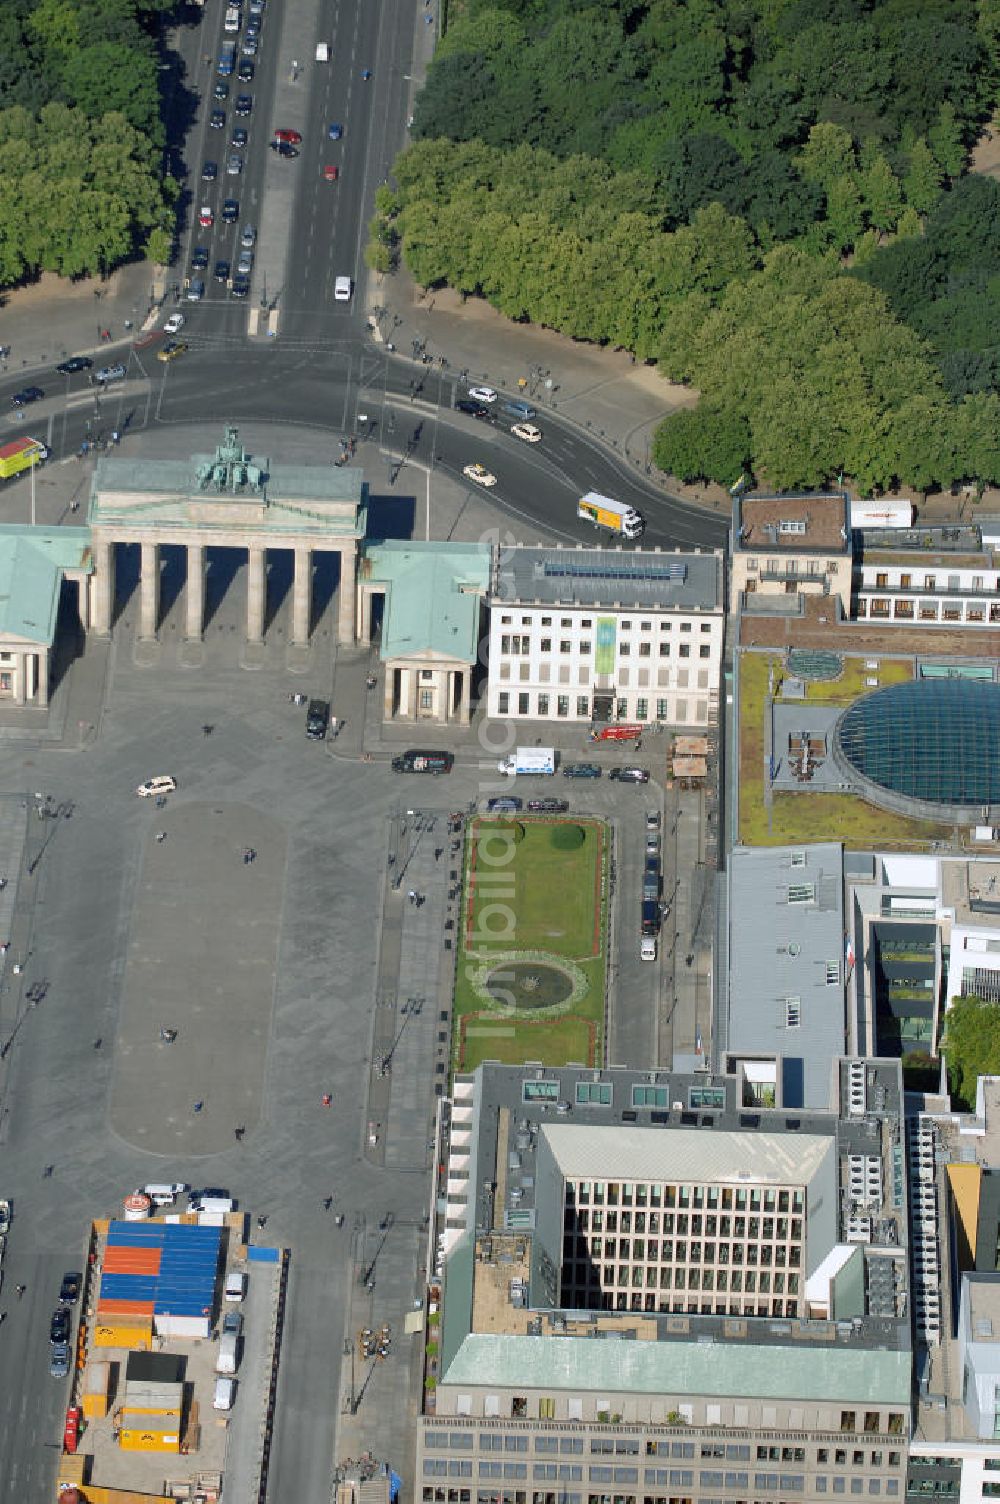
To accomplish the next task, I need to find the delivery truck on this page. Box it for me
[0,436,48,481]
[497,747,556,777]
[577,491,644,539]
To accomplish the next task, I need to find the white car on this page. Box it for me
[334,275,352,302]
[163,313,185,335]
[511,422,542,443]
[466,385,497,404]
[136,775,177,798]
[463,463,497,488]
[640,935,658,962]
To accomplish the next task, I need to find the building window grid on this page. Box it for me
[561,1174,806,1314]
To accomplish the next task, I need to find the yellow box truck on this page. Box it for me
[576,491,644,539]
[0,436,47,481]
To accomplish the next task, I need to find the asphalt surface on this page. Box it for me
[0,4,724,1491]
[0,346,728,552]
[0,629,676,1502]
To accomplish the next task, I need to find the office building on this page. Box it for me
[421,1060,911,1504]
[486,545,724,729]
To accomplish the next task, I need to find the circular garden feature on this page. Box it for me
[485,960,575,1010]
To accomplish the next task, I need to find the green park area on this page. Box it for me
[452,816,609,1074]
[738,653,952,849]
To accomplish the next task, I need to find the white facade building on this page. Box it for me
[855,544,1000,628]
[486,545,724,728]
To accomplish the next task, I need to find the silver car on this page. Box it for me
[237,248,254,275]
[240,224,256,249]
[226,152,243,176]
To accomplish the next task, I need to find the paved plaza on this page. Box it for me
[0,424,715,1504]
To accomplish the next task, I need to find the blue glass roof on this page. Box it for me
[835,680,1000,808]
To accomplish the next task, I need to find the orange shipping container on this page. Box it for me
[96,1298,156,1316]
[82,1359,111,1418]
[119,1421,181,1452]
[103,1247,161,1275]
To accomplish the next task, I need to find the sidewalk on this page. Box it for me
[0,262,157,379]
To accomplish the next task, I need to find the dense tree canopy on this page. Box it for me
[385,0,1000,491]
[0,0,174,287]
[0,103,175,283]
[943,995,1000,1110]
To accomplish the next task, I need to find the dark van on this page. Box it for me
[391,749,454,775]
[641,899,660,937]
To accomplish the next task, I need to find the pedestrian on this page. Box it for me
[407,889,416,904]
[193,1100,203,1113]
[42,1165,53,1178]
[323,1196,333,1211]
[155,831,166,843]
[93,1037,102,1050]
[256,1214,267,1229]
[234,1125,245,1142]
[434,847,443,861]
[15,1284,25,1298]
[322,1092,332,1107]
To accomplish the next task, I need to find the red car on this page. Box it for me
[273,128,302,145]
[323,164,339,181]
[198,204,214,227]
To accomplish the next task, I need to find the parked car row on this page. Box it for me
[50,1268,82,1378]
[486,796,570,814]
[641,810,664,961]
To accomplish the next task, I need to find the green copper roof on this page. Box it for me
[362,541,491,662]
[0,526,92,644]
[442,1330,911,1405]
[90,428,367,540]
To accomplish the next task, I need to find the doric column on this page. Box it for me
[77,575,90,632]
[404,668,418,718]
[138,542,160,641]
[13,653,25,706]
[457,668,472,725]
[291,546,312,646]
[37,651,49,707]
[91,538,115,636]
[338,543,357,645]
[25,653,37,701]
[246,546,266,645]
[382,668,395,719]
[358,585,371,646]
[186,544,205,642]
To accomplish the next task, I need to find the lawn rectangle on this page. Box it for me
[465,818,602,958]
[453,816,609,1073]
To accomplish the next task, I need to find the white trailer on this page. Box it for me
[850,497,913,529]
[497,747,556,776]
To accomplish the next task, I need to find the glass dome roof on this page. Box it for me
[834,679,1000,810]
